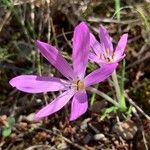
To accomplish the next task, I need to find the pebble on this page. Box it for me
[80,118,91,131]
[93,133,106,141]
[57,142,68,149]
[36,98,42,104]
[83,133,93,144]
[113,120,138,140]
[26,113,35,122]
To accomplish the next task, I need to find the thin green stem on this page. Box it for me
[115,0,120,21]
[112,70,121,101]
[37,52,41,75]
[90,84,99,108]
[87,87,120,108]
[111,70,127,111]
[120,60,125,95]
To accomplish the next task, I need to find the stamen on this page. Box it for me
[77,80,84,91]
[71,80,85,91]
[112,52,115,59]
[100,53,103,59]
[106,48,110,54]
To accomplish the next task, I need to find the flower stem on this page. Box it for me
[112,70,121,101]
[111,70,127,111]
[87,87,120,108]
[115,0,121,21]
[90,84,99,108]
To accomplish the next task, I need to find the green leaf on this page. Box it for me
[8,117,15,127]
[126,105,133,118]
[2,127,12,137]
[100,106,118,120]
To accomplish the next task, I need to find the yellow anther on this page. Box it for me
[106,48,110,54]
[100,53,103,59]
[112,52,115,59]
[77,80,84,91]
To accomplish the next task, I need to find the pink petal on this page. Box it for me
[90,33,101,55]
[89,52,107,65]
[70,90,88,121]
[84,63,118,87]
[114,54,126,62]
[72,22,90,79]
[114,34,128,60]
[89,52,100,64]
[99,25,113,55]
[36,41,75,80]
[9,75,69,93]
[34,90,75,120]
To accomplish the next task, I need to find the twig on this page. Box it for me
[116,116,128,150]
[0,10,11,33]
[132,107,149,150]
[87,87,120,107]
[30,0,35,28]
[37,3,44,38]
[50,17,58,48]
[25,145,51,150]
[127,52,150,69]
[62,28,72,48]
[138,43,149,57]
[88,17,140,24]
[47,0,51,43]
[38,127,86,150]
[142,129,149,150]
[13,0,39,6]
[124,92,150,120]
[61,136,86,150]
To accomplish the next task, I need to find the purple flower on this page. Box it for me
[9,22,117,121]
[89,25,128,65]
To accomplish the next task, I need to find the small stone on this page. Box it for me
[0,115,7,125]
[80,118,91,131]
[113,120,138,140]
[26,113,35,122]
[80,123,87,131]
[93,133,106,141]
[36,99,42,103]
[17,122,28,131]
[57,142,68,149]
[83,133,93,144]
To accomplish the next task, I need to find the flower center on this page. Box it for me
[99,48,114,63]
[72,80,85,91]
[77,80,84,90]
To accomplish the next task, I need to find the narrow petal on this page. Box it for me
[114,34,128,59]
[99,25,113,55]
[9,75,69,93]
[84,63,118,87]
[34,90,75,120]
[70,90,88,121]
[90,33,101,55]
[36,41,75,80]
[72,22,90,79]
[89,53,101,64]
[114,54,126,62]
